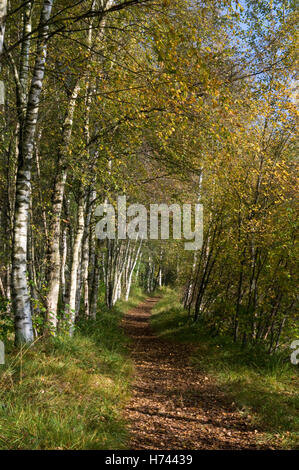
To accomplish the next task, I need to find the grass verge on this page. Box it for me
[0,288,145,450]
[151,288,299,450]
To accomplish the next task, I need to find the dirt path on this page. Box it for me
[123,298,266,450]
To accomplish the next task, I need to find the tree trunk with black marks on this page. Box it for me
[11,0,54,345]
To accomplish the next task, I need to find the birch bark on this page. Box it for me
[69,194,85,335]
[45,81,81,331]
[125,240,142,301]
[11,0,54,345]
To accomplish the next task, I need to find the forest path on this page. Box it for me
[123,297,266,450]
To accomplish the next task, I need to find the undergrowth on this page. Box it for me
[0,288,145,450]
[151,288,299,450]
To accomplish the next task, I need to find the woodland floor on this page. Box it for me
[123,297,269,450]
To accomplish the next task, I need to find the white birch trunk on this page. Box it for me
[46,81,81,331]
[135,253,142,284]
[90,252,100,320]
[158,267,162,287]
[11,0,54,345]
[0,0,6,58]
[81,189,96,316]
[112,241,130,305]
[61,227,67,302]
[69,195,85,336]
[125,240,142,301]
[45,2,110,326]
[19,1,33,110]
[0,0,7,104]
[0,276,5,297]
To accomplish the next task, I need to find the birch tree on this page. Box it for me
[11,0,54,345]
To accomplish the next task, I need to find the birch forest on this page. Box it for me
[0,0,298,452]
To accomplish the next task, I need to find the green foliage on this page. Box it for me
[0,0,297,450]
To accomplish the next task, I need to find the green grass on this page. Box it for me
[0,288,145,450]
[151,288,299,450]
